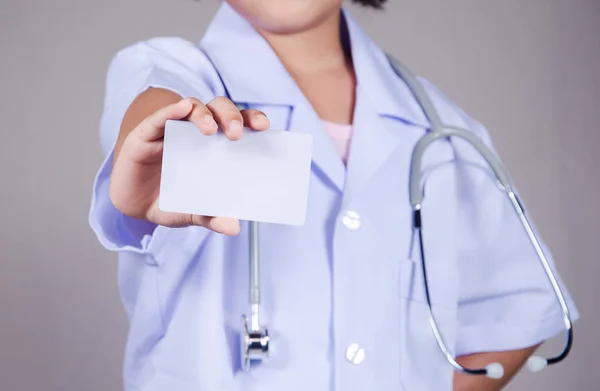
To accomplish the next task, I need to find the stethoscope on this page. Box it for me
[239,54,574,380]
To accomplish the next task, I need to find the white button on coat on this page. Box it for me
[342,211,361,231]
[346,343,365,365]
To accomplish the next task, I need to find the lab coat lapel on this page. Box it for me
[345,88,402,199]
[341,10,430,203]
[199,2,345,192]
[289,99,346,192]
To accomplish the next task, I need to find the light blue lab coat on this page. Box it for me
[89,3,578,390]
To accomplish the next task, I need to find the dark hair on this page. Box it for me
[352,0,387,8]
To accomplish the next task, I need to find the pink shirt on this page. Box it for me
[322,120,353,165]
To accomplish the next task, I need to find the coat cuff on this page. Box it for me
[455,299,580,356]
[88,144,158,255]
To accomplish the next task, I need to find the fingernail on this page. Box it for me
[204,115,217,129]
[256,113,268,124]
[229,120,242,133]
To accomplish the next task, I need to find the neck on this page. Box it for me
[257,11,351,74]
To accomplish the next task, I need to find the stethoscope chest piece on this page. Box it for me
[241,314,270,372]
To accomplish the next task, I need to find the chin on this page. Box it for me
[226,0,342,34]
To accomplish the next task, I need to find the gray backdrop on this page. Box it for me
[1,0,598,390]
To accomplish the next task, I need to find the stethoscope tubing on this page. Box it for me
[392,53,574,377]
[241,54,574,378]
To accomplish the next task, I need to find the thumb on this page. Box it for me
[203,216,241,236]
[185,214,241,236]
[154,210,241,236]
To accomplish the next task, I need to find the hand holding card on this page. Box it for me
[159,120,313,226]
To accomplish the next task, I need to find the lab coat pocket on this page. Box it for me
[399,258,458,390]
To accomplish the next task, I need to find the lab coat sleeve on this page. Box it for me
[89,37,219,254]
[453,119,580,356]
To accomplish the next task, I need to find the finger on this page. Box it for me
[240,109,270,131]
[206,97,244,140]
[186,215,240,236]
[136,98,194,142]
[206,216,241,236]
[185,98,219,136]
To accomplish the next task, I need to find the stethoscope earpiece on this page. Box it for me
[526,356,549,373]
[484,363,505,379]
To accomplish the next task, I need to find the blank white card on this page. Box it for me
[159,120,313,226]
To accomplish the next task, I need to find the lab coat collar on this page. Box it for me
[199,3,430,193]
[200,2,429,126]
[342,11,429,128]
[199,2,301,106]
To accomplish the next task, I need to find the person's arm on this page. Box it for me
[91,38,264,252]
[453,345,539,391]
